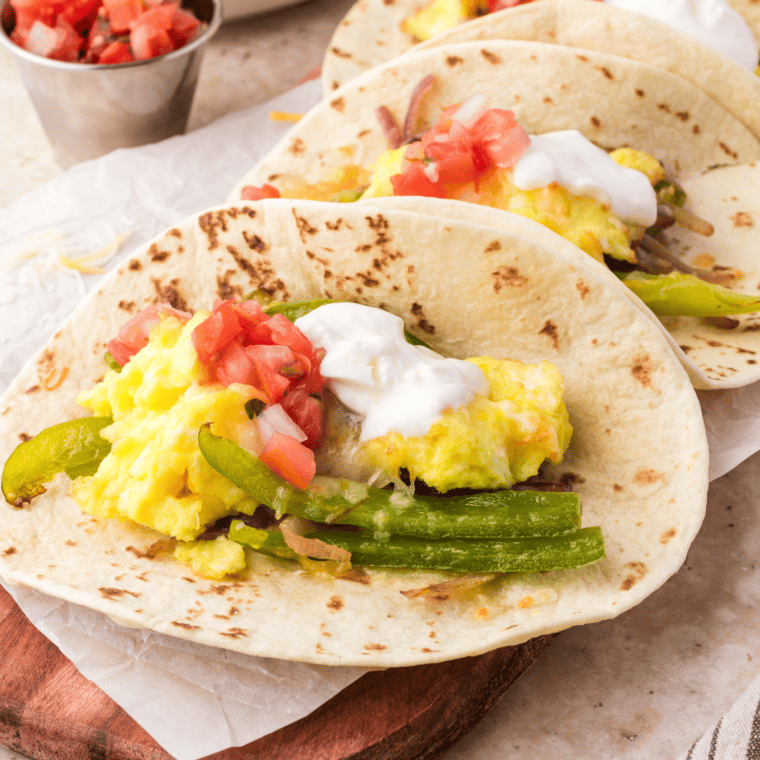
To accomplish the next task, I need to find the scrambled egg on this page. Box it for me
[360,146,663,264]
[359,357,571,492]
[72,313,261,575]
[71,312,571,577]
[401,0,486,41]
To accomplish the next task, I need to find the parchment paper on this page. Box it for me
[0,76,758,760]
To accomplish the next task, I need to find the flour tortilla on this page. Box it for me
[322,0,760,140]
[359,193,760,390]
[230,40,760,388]
[0,200,707,666]
[234,40,760,198]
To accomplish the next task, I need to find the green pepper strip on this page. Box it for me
[308,528,605,573]
[617,271,760,318]
[2,417,113,507]
[228,520,604,573]
[262,297,430,348]
[198,426,582,539]
[104,351,122,372]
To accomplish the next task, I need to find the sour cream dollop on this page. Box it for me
[295,303,489,441]
[605,0,758,72]
[511,130,658,227]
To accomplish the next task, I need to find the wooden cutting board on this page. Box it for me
[0,585,555,760]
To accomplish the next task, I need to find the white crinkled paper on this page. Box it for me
[0,75,758,760]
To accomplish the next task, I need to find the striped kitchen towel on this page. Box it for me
[680,674,760,760]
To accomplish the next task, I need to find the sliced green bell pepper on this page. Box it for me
[2,417,112,507]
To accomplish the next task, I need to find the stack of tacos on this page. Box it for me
[3,0,757,674]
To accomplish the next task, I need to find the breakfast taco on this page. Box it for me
[322,0,760,127]
[231,40,760,388]
[0,200,707,667]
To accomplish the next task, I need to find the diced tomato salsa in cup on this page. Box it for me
[8,0,206,64]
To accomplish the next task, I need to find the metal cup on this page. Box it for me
[0,0,221,168]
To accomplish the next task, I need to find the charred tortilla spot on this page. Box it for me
[167,228,182,238]
[125,539,175,559]
[172,621,200,630]
[596,66,613,80]
[128,259,142,270]
[330,97,345,112]
[576,54,589,62]
[289,138,305,155]
[492,265,527,291]
[242,231,268,252]
[446,55,464,67]
[293,211,319,242]
[575,280,589,299]
[631,356,652,388]
[627,562,647,576]
[635,88,645,97]
[634,468,665,485]
[657,103,671,113]
[411,302,435,334]
[719,142,738,160]
[25,386,40,394]
[675,111,689,121]
[198,211,230,250]
[480,49,501,64]
[484,240,501,253]
[365,213,389,231]
[217,270,242,300]
[693,125,701,135]
[660,528,677,544]
[543,96,553,104]
[679,344,693,353]
[99,587,139,599]
[306,250,329,265]
[732,212,753,227]
[65,540,76,546]
[151,278,189,312]
[328,595,344,611]
[358,272,380,287]
[148,244,170,262]
[330,47,351,58]
[2,547,17,556]
[365,643,387,651]
[221,627,248,638]
[18,432,32,442]
[620,574,638,591]
[118,300,135,312]
[539,320,559,350]
[590,116,601,129]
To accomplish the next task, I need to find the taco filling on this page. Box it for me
[2,297,602,585]
[242,91,760,320]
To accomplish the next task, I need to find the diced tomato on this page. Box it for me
[60,0,101,27]
[97,40,133,62]
[468,108,530,168]
[130,21,173,59]
[245,344,296,403]
[280,388,323,449]
[109,302,191,366]
[391,162,446,198]
[102,0,142,33]
[214,340,257,387]
[240,185,281,201]
[192,300,243,363]
[266,313,313,356]
[168,6,199,46]
[130,2,175,30]
[259,432,316,489]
